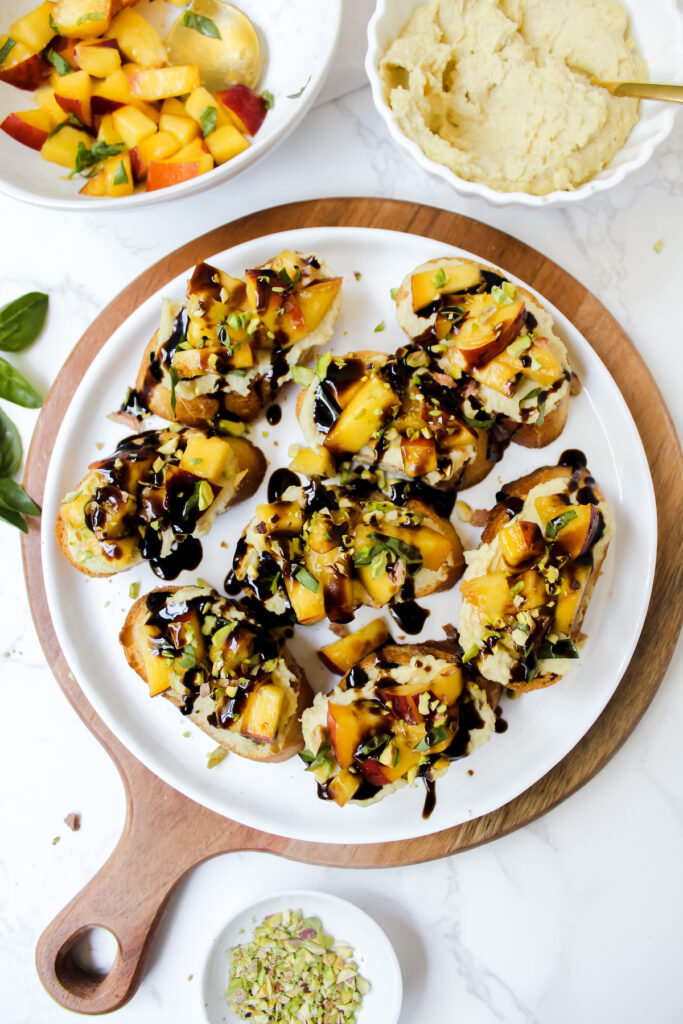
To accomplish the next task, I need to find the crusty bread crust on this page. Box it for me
[56,433,267,579]
[136,330,265,424]
[479,465,608,692]
[294,348,493,491]
[499,394,569,449]
[120,589,311,762]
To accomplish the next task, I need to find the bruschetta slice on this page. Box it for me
[395,257,572,450]
[458,455,613,691]
[227,480,465,627]
[56,426,265,579]
[294,348,495,491]
[300,638,500,810]
[134,250,343,425]
[121,585,311,762]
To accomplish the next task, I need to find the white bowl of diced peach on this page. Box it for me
[0,0,342,209]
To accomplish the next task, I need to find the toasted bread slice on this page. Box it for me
[56,427,265,579]
[120,586,312,762]
[229,481,466,626]
[395,257,571,450]
[458,459,613,692]
[294,348,495,491]
[136,251,343,426]
[301,638,500,809]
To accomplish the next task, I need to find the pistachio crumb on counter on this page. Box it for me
[226,908,369,1022]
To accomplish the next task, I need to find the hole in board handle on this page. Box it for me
[55,926,121,997]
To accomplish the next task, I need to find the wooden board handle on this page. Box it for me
[35,817,187,1013]
[34,759,247,1014]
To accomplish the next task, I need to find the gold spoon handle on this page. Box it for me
[592,79,683,103]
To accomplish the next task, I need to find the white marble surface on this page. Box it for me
[1,3,682,1022]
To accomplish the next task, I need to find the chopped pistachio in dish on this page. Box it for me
[226,908,369,1023]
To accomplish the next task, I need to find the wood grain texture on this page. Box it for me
[22,198,682,1014]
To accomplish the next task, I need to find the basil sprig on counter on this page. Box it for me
[0,409,21,478]
[0,357,42,408]
[0,292,48,353]
[0,291,47,532]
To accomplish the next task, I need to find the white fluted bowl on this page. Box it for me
[366,0,683,207]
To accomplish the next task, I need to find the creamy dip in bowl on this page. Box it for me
[366,0,683,206]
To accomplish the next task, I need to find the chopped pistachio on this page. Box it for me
[227,908,369,1022]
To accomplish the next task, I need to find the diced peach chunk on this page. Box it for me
[460,572,514,624]
[111,103,156,148]
[74,39,121,78]
[54,69,92,126]
[1,109,52,151]
[216,84,267,136]
[146,160,200,192]
[130,129,178,179]
[204,122,249,165]
[53,0,112,38]
[106,9,167,68]
[40,122,91,166]
[318,618,389,675]
[184,86,228,130]
[158,112,199,147]
[10,2,57,53]
[128,65,200,102]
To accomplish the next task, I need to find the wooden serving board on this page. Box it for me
[22,199,682,1015]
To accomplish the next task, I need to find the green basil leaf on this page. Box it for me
[169,365,179,417]
[178,644,196,669]
[199,104,217,137]
[0,37,16,65]
[71,139,125,177]
[0,407,21,477]
[112,160,128,186]
[0,478,39,516]
[278,264,301,288]
[287,76,310,99]
[545,508,577,541]
[463,411,495,431]
[47,114,85,139]
[293,565,319,593]
[0,358,42,408]
[536,396,546,427]
[182,10,221,38]
[46,47,71,76]
[354,730,391,761]
[76,12,104,24]
[0,506,27,533]
[539,638,580,660]
[0,291,48,353]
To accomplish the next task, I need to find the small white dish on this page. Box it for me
[0,0,341,210]
[201,889,402,1024]
[366,0,683,207]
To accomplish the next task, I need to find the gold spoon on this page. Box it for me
[591,78,683,104]
[167,0,262,93]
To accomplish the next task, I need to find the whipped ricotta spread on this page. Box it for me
[380,0,647,195]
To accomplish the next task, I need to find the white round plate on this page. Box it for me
[201,890,402,1024]
[41,225,657,844]
[0,0,341,210]
[366,0,683,207]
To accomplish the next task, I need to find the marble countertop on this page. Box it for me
[1,3,682,1022]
